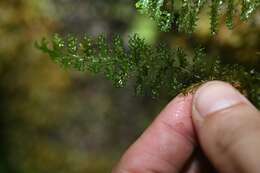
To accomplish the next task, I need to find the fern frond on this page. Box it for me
[136,0,260,34]
[36,34,260,108]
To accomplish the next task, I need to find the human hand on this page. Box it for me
[112,81,260,173]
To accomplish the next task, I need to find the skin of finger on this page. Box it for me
[193,103,260,173]
[112,95,197,173]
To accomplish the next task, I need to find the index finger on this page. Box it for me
[113,95,196,173]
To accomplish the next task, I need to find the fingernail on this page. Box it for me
[194,81,247,117]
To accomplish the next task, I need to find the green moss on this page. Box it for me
[136,0,260,34]
[36,34,260,108]
[36,0,260,108]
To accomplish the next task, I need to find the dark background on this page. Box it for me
[0,0,259,172]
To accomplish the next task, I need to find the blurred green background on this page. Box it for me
[0,0,259,172]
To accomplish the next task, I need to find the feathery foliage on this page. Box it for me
[36,34,260,108]
[136,0,260,34]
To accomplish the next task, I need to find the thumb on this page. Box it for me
[192,81,260,173]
